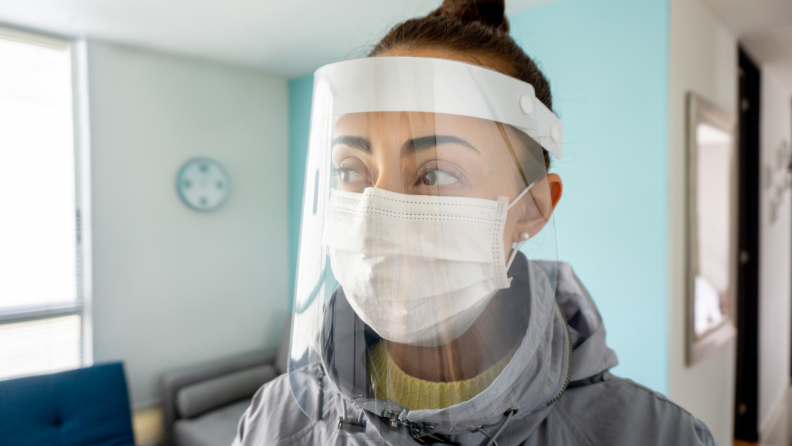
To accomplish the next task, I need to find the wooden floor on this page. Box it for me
[132,405,164,446]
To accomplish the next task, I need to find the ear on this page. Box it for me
[510,173,563,243]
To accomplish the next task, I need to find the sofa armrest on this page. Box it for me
[160,348,277,446]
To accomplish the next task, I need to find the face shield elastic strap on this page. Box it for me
[505,182,536,274]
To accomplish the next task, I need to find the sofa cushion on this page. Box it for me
[0,363,135,446]
[174,399,250,446]
[176,365,275,419]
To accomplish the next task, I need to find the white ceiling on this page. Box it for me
[0,0,559,78]
[700,0,792,36]
[701,0,792,90]
[741,22,792,89]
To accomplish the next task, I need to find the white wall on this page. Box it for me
[758,65,792,433]
[87,41,290,407]
[668,1,738,444]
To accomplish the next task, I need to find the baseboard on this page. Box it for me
[133,397,162,411]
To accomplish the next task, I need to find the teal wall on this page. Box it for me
[509,0,670,393]
[287,0,670,393]
[288,74,314,305]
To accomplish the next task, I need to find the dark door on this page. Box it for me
[734,46,761,443]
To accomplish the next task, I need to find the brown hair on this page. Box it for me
[369,0,553,169]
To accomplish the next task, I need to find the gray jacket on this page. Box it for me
[233,262,716,445]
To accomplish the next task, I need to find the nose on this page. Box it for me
[369,138,406,193]
[372,167,405,194]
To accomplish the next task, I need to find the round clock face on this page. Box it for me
[176,158,230,212]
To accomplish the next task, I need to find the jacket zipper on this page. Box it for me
[546,300,573,406]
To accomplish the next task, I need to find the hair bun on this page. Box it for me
[431,0,509,33]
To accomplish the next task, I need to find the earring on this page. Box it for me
[520,232,530,241]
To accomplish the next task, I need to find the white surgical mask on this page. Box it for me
[325,185,533,347]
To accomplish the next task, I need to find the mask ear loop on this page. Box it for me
[505,183,535,272]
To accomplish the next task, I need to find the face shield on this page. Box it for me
[289,57,563,444]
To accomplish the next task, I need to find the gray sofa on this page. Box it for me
[160,319,291,446]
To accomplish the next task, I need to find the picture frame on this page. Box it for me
[686,92,738,366]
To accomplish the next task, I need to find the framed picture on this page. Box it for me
[686,93,738,365]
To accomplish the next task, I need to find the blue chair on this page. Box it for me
[0,362,135,446]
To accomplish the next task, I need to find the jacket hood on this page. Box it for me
[403,259,619,434]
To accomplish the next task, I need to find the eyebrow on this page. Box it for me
[332,136,371,153]
[331,134,479,156]
[401,135,479,157]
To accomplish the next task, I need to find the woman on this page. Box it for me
[233,0,716,444]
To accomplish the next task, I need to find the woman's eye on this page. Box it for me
[338,168,364,184]
[421,170,459,186]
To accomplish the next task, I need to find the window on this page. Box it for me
[0,28,90,380]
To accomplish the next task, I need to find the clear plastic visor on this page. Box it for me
[288,58,559,443]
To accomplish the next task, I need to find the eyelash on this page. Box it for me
[415,160,465,186]
[331,163,368,184]
[330,160,466,186]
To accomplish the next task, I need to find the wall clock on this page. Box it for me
[176,157,231,212]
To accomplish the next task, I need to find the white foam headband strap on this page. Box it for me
[314,56,563,159]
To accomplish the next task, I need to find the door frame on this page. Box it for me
[733,45,762,443]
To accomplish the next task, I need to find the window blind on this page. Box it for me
[0,315,82,380]
[0,29,83,380]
